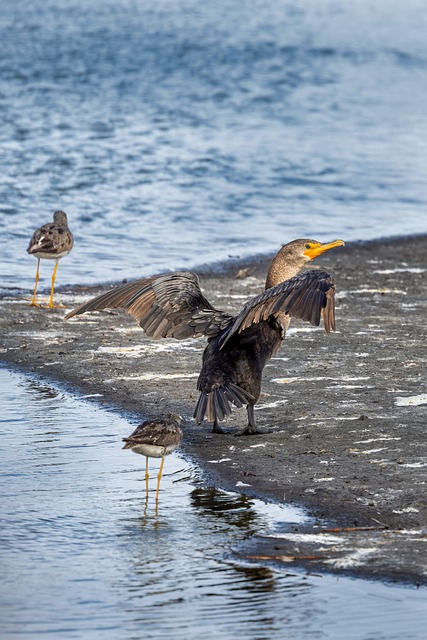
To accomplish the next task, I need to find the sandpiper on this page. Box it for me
[122,413,183,506]
[27,210,74,308]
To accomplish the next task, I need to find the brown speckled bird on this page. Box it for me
[66,238,344,435]
[27,210,74,308]
[122,413,183,504]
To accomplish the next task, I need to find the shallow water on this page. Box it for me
[1,367,426,639]
[1,0,427,292]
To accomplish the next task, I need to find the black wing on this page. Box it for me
[220,269,336,347]
[65,271,233,340]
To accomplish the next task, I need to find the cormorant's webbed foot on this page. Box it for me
[211,420,227,434]
[235,426,264,437]
[235,405,263,436]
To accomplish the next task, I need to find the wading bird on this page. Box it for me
[66,238,344,435]
[122,413,183,507]
[27,210,74,308]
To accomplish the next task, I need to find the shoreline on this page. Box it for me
[4,232,427,297]
[1,234,427,585]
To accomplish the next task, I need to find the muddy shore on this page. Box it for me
[1,235,426,585]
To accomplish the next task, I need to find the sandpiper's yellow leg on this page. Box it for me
[145,456,150,503]
[48,261,59,308]
[30,259,41,306]
[155,457,165,505]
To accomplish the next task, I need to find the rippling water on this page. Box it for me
[2,6,427,633]
[1,0,427,292]
[1,367,426,639]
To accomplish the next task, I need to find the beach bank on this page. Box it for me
[1,235,426,584]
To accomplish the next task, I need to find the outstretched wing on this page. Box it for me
[221,269,336,347]
[65,271,233,340]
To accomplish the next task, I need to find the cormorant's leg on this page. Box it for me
[211,419,227,434]
[30,259,41,306]
[236,404,264,436]
[155,457,165,504]
[48,260,59,308]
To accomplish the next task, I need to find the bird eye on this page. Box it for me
[305,244,311,249]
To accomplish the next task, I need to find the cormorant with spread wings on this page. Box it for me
[65,238,344,435]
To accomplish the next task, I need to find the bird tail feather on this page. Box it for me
[122,438,134,449]
[193,383,254,424]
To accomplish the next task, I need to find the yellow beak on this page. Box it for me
[304,239,345,260]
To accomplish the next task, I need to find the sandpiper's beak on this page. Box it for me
[304,239,345,260]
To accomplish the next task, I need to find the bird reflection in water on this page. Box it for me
[191,487,266,536]
[191,488,279,592]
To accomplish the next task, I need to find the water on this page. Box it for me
[1,367,426,639]
[2,4,427,635]
[1,0,427,292]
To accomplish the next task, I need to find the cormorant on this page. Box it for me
[66,238,344,435]
[27,210,74,308]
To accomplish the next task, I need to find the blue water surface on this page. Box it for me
[1,0,427,292]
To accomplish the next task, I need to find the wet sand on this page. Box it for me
[1,235,426,585]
